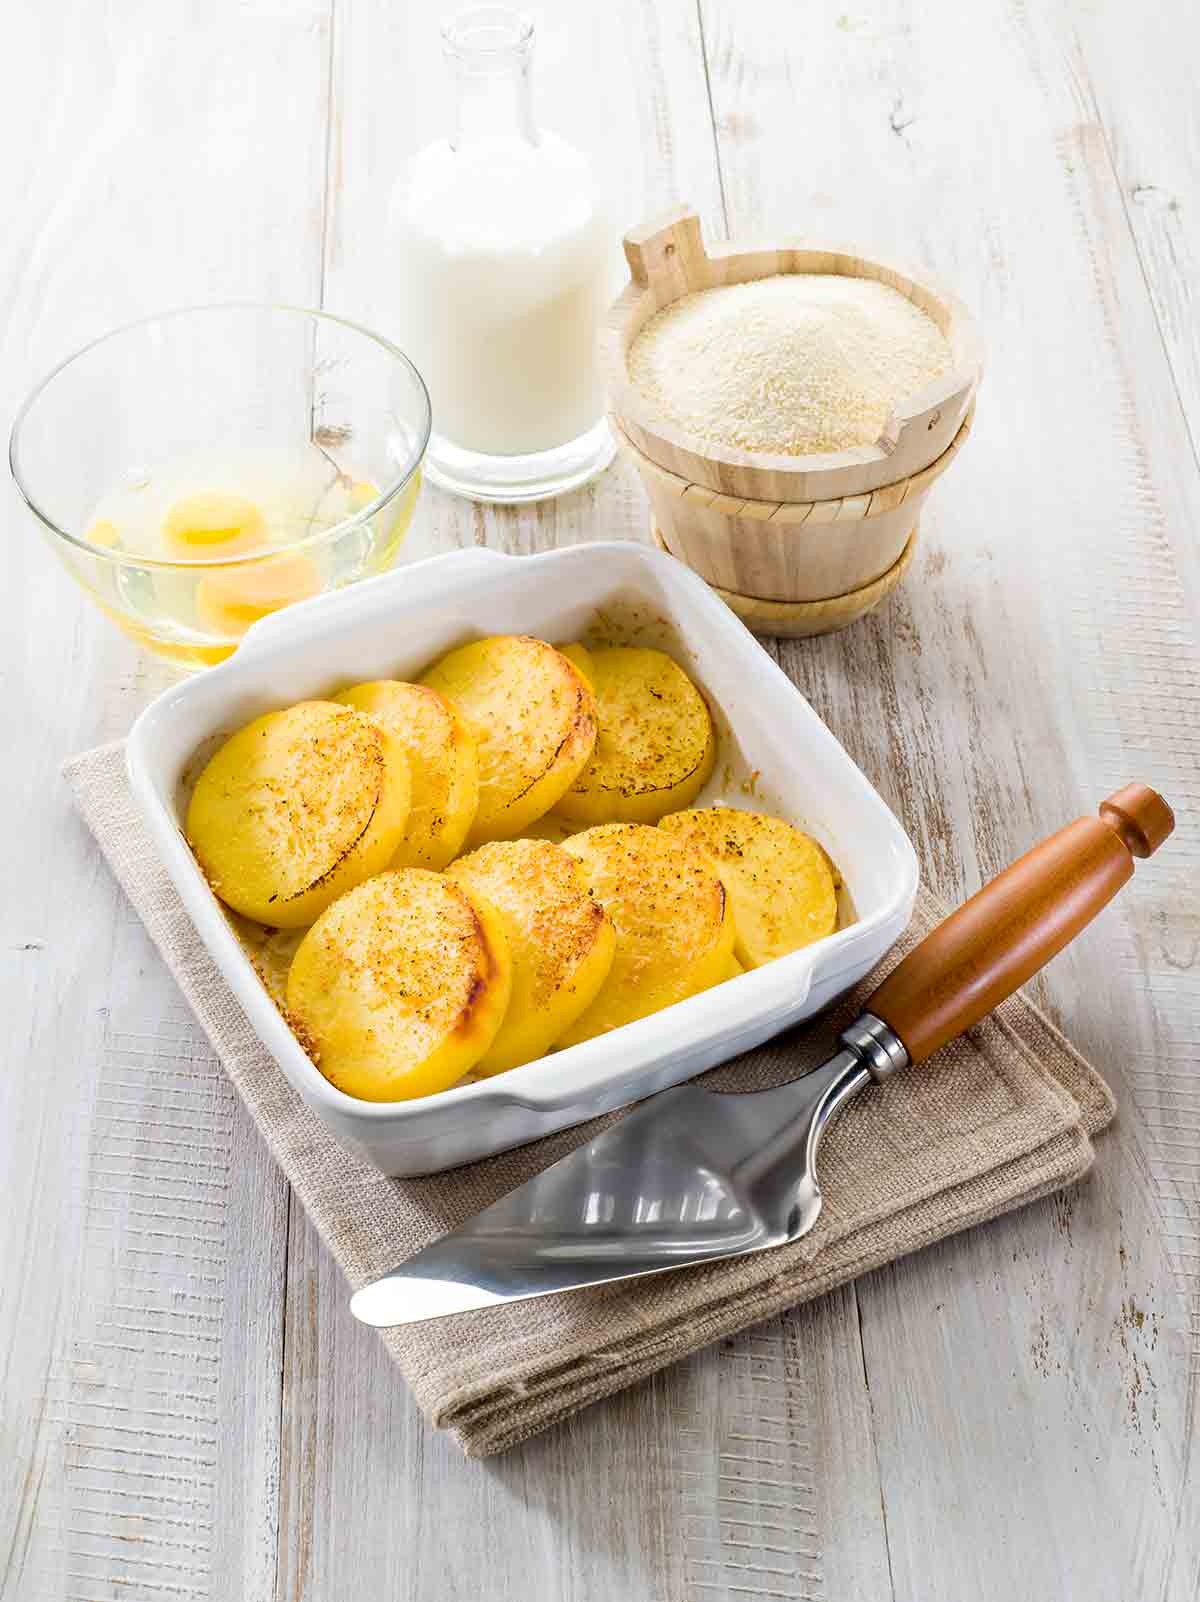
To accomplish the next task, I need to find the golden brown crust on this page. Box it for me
[450,900,506,1039]
[289,778,381,902]
[420,635,598,842]
[445,837,616,1072]
[659,805,838,966]
[558,822,734,1044]
[557,649,714,824]
[507,675,596,807]
[284,869,512,1100]
[332,680,479,868]
[185,701,410,927]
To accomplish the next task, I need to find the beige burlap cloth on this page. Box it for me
[65,741,1115,1456]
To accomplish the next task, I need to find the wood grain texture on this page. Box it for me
[0,0,328,1596]
[3,0,1199,1599]
[1060,0,1200,1441]
[698,0,1200,1595]
[649,519,919,638]
[623,408,971,601]
[869,794,1167,1066]
[275,3,890,1596]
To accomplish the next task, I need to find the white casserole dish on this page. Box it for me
[127,542,918,1175]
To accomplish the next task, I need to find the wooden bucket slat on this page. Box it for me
[614,406,972,604]
[651,524,920,638]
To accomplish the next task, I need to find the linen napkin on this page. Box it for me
[65,741,1115,1456]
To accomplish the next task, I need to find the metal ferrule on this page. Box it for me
[838,1012,910,1082]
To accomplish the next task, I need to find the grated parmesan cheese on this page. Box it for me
[627,273,952,456]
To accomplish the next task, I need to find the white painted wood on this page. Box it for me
[0,1,330,1598]
[696,0,1200,1596]
[277,4,894,1599]
[1055,0,1200,1454]
[3,1,1199,1599]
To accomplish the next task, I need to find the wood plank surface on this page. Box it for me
[1,1,1197,1599]
[276,6,894,1600]
[696,2,1200,1597]
[0,2,331,1598]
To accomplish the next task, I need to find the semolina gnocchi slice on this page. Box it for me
[558,823,734,1046]
[186,700,411,929]
[87,517,121,548]
[556,647,715,826]
[659,806,838,967]
[420,635,596,844]
[333,680,479,869]
[557,641,594,684]
[447,839,616,1075]
[286,869,512,1101]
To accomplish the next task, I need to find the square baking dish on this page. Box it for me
[127,542,918,1175]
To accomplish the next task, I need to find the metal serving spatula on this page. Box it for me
[351,785,1173,1330]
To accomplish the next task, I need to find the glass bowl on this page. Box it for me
[10,305,431,670]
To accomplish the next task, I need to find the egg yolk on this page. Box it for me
[86,518,121,548]
[163,491,267,554]
[195,554,321,636]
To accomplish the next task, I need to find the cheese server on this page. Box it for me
[351,785,1173,1329]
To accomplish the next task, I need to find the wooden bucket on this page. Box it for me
[601,206,980,608]
[621,405,973,603]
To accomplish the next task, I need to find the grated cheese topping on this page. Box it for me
[627,273,952,456]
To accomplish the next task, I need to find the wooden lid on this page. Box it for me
[601,206,983,505]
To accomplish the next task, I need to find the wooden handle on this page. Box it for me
[622,206,707,293]
[868,784,1174,1064]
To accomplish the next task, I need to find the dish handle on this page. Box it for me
[623,206,706,293]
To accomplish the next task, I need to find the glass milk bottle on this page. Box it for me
[389,7,615,503]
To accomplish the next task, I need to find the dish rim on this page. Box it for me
[125,540,920,1126]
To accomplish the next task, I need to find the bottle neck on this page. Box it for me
[444,7,538,151]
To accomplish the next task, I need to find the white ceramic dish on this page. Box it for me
[127,542,918,1175]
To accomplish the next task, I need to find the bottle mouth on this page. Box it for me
[442,5,533,62]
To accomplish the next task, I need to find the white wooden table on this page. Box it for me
[3,3,1198,1597]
